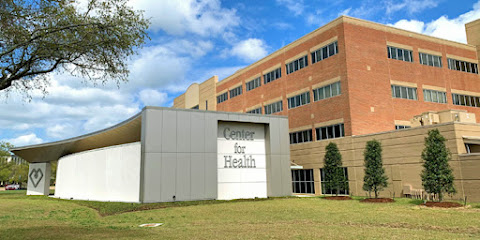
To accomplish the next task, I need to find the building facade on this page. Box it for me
[174,16,480,201]
[13,107,292,203]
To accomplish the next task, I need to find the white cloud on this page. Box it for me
[226,38,269,62]
[130,0,240,36]
[276,0,305,16]
[390,1,480,43]
[138,89,168,106]
[5,133,43,147]
[386,0,438,15]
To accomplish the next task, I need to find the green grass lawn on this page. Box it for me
[1,191,480,240]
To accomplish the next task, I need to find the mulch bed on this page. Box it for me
[323,196,353,200]
[360,198,395,203]
[423,202,463,208]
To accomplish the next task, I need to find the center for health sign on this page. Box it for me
[217,122,267,200]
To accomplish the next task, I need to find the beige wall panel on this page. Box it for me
[185,84,200,109]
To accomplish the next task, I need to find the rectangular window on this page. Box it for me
[391,85,418,100]
[311,41,338,64]
[452,93,480,107]
[315,123,345,140]
[423,89,447,103]
[216,92,228,104]
[263,68,282,84]
[288,91,311,109]
[292,169,315,194]
[447,58,479,74]
[229,85,242,98]
[395,125,411,130]
[387,46,413,62]
[286,55,308,74]
[246,107,262,114]
[419,52,442,68]
[320,167,349,195]
[313,82,341,101]
[246,77,261,91]
[264,100,283,114]
[289,129,313,144]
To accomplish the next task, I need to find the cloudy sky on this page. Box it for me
[1,0,480,147]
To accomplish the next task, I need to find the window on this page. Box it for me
[311,41,338,64]
[395,125,411,130]
[246,107,262,114]
[423,89,447,103]
[217,92,228,104]
[391,85,417,100]
[315,123,345,140]
[206,100,208,110]
[292,169,315,194]
[419,52,442,68]
[229,85,242,98]
[387,46,413,62]
[448,58,478,74]
[320,167,349,195]
[246,77,261,91]
[263,68,282,84]
[286,55,308,74]
[452,93,480,108]
[191,105,199,109]
[289,129,313,144]
[264,100,283,114]
[313,82,341,101]
[288,92,311,109]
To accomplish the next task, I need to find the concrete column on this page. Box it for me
[26,163,51,196]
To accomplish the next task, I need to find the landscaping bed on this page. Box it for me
[423,201,463,208]
[360,198,395,203]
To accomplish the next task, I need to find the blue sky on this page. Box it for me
[1,0,480,147]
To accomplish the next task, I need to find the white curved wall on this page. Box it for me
[55,142,141,202]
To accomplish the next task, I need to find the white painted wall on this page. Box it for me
[55,142,141,202]
[217,122,267,200]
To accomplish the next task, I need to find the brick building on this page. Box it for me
[174,16,480,201]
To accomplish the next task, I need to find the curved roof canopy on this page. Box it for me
[11,112,142,163]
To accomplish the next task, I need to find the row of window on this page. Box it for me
[312,41,338,64]
[387,46,413,62]
[313,82,341,101]
[388,45,478,74]
[419,52,442,68]
[423,89,447,103]
[263,68,282,84]
[288,91,311,109]
[452,93,480,108]
[286,55,308,75]
[289,123,345,144]
[246,107,262,114]
[217,92,228,104]
[448,58,479,74]
[246,77,261,91]
[292,168,349,195]
[391,85,418,100]
[264,100,283,115]
[229,85,242,98]
[395,125,411,130]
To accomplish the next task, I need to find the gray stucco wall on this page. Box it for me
[140,107,291,203]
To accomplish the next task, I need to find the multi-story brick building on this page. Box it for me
[174,16,480,201]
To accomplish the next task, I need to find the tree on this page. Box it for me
[421,129,456,202]
[323,142,345,196]
[363,139,388,198]
[0,141,14,185]
[0,0,149,93]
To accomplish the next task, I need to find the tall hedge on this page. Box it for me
[323,142,345,196]
[421,129,456,202]
[363,139,388,198]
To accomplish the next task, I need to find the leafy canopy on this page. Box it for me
[323,142,345,196]
[0,0,149,94]
[362,139,388,198]
[421,129,456,202]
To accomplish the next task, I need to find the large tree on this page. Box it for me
[421,129,456,202]
[363,139,388,198]
[0,141,14,185]
[323,142,345,196]
[0,0,149,92]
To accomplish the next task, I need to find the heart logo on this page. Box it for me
[29,168,44,188]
